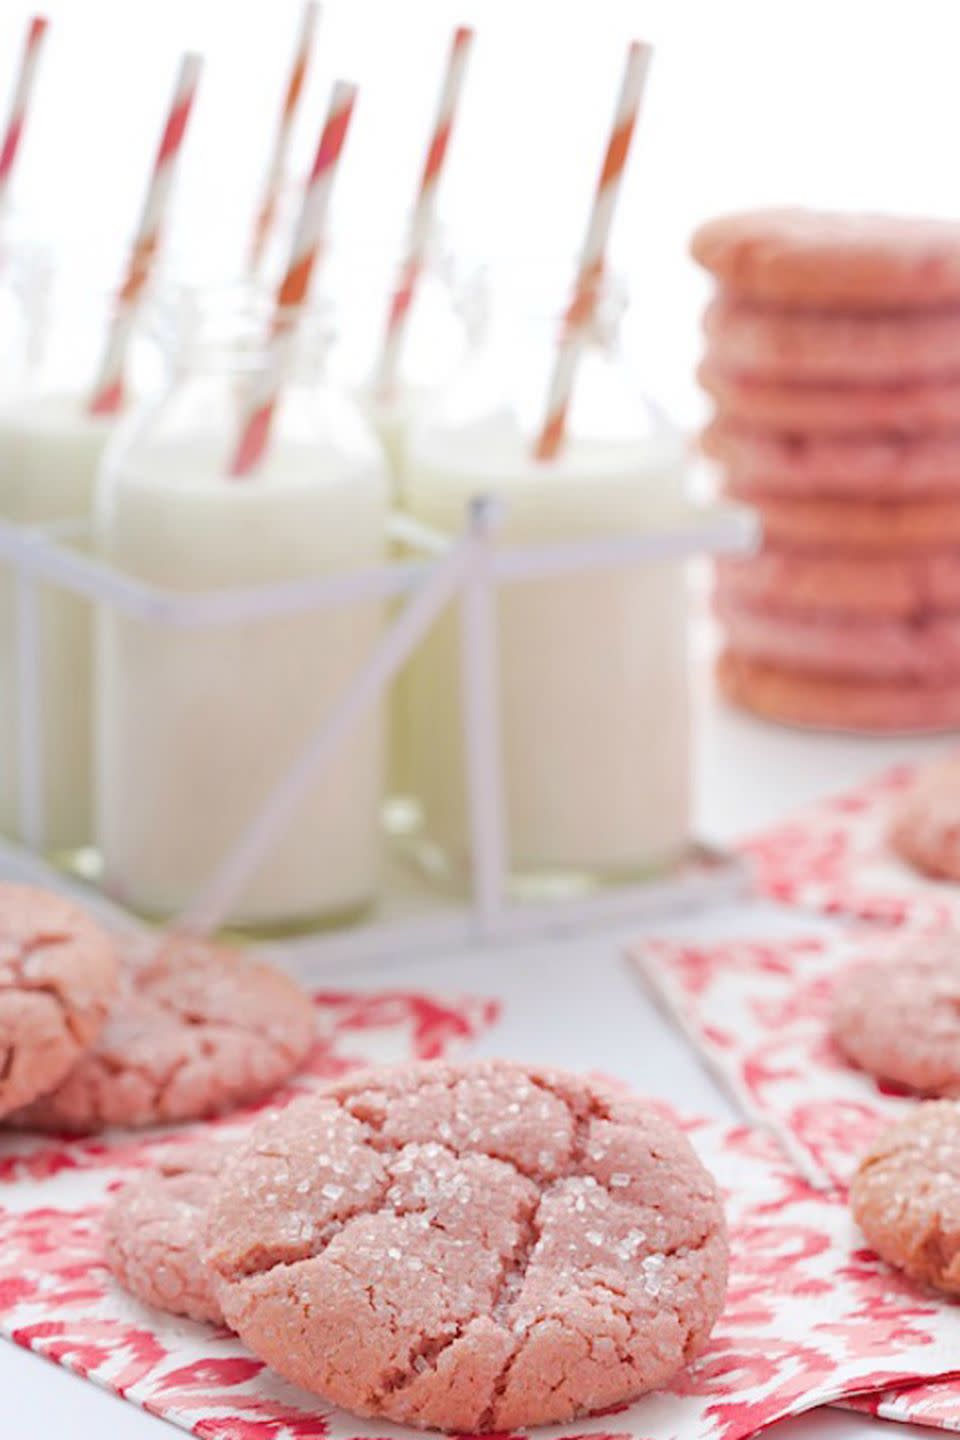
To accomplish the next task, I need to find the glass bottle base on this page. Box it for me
[48,844,376,940]
[396,829,691,902]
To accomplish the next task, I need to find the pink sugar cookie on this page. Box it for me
[730,489,960,552]
[702,423,960,500]
[704,293,960,382]
[104,1142,229,1323]
[716,549,960,619]
[717,650,960,734]
[701,359,960,437]
[851,1102,960,1294]
[0,883,118,1118]
[7,935,315,1132]
[890,754,960,882]
[832,940,960,1094]
[717,594,960,682]
[203,1061,728,1433]
[692,209,960,310]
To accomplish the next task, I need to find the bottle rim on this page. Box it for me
[152,280,337,376]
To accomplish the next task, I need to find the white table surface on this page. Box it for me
[4,686,957,1440]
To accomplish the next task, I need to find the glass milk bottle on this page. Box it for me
[0,269,144,857]
[327,240,476,836]
[368,256,479,481]
[95,288,389,930]
[402,271,693,891]
[327,237,474,482]
[0,220,46,377]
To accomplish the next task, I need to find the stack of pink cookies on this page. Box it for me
[693,208,960,732]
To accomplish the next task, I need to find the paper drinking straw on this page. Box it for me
[372,24,473,402]
[88,51,203,416]
[532,40,652,462]
[248,0,320,275]
[229,79,357,478]
[0,15,48,214]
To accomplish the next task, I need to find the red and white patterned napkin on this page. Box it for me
[844,1379,960,1431]
[741,758,960,929]
[631,931,918,1193]
[4,1070,960,1440]
[9,975,960,1436]
[630,937,960,1431]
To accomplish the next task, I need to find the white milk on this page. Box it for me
[96,424,389,928]
[365,390,415,481]
[362,384,434,833]
[362,382,445,483]
[337,253,474,833]
[402,417,692,883]
[0,393,113,851]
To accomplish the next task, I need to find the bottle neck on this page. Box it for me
[471,262,628,356]
[159,285,335,385]
[421,268,674,458]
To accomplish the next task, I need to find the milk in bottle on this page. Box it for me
[328,242,475,833]
[401,272,693,889]
[95,290,390,928]
[0,276,136,854]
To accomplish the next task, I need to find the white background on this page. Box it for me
[0,6,957,1436]
[5,0,960,425]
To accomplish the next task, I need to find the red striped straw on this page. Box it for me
[0,15,48,213]
[373,24,473,402]
[229,80,357,478]
[88,52,203,417]
[248,0,320,275]
[532,40,652,462]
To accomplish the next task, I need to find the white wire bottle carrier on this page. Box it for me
[0,494,757,971]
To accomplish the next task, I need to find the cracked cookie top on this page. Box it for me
[6,934,315,1131]
[203,1060,728,1432]
[831,940,960,1097]
[891,756,960,885]
[851,1101,960,1294]
[0,883,119,1117]
[104,1141,230,1324]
